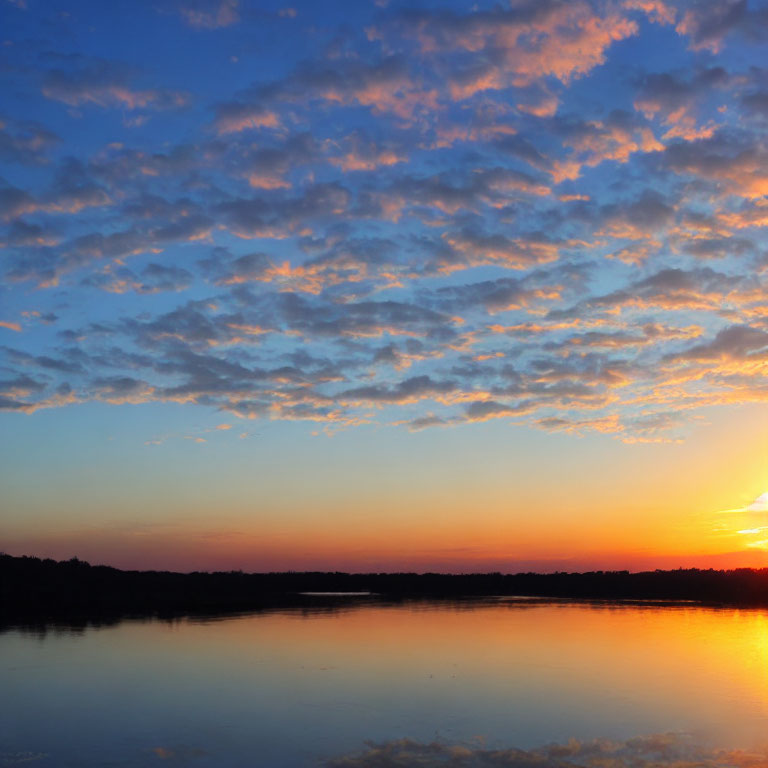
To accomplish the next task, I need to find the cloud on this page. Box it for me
[667,325,768,362]
[660,131,768,198]
[597,191,674,240]
[675,0,748,52]
[463,399,528,422]
[435,274,555,314]
[83,263,194,295]
[389,1,638,97]
[211,102,280,134]
[178,0,239,28]
[439,229,560,272]
[563,323,701,349]
[6,216,210,288]
[382,167,551,222]
[324,733,767,768]
[237,132,318,188]
[329,132,407,172]
[719,490,768,515]
[232,55,438,122]
[218,182,351,239]
[0,116,59,165]
[551,267,745,318]
[741,87,768,119]
[394,412,448,431]
[41,58,189,111]
[0,220,59,248]
[0,174,110,223]
[554,111,664,179]
[624,0,675,26]
[339,374,457,405]
[633,67,727,139]
[4,0,768,445]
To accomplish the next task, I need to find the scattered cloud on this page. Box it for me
[2,0,768,442]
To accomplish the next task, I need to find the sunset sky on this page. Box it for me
[2,0,768,572]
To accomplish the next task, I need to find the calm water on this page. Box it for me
[2,600,768,767]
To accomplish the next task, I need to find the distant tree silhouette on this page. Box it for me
[3,553,768,627]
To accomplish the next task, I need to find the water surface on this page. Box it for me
[2,599,768,766]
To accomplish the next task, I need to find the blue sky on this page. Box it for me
[3,0,768,570]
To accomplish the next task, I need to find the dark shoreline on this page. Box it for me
[4,553,768,629]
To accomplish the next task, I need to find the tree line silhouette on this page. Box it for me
[4,553,768,624]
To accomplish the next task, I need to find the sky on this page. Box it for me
[2,0,768,573]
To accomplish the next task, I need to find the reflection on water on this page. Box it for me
[326,733,768,768]
[1,600,768,767]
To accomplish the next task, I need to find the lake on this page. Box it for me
[2,599,768,767]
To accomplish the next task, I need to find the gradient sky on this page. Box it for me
[2,0,768,572]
